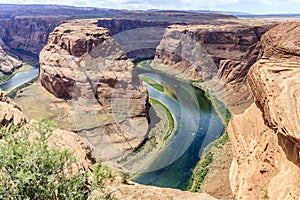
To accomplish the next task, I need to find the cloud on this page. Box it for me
[0,0,299,13]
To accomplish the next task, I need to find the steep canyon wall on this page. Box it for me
[229,22,300,200]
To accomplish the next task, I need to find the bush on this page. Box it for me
[0,121,114,200]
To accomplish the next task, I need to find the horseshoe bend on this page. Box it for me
[0,4,299,200]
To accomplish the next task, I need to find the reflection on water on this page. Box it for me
[133,61,224,190]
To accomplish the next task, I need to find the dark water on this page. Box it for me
[133,61,224,190]
[0,65,39,91]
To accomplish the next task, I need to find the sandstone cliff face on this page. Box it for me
[154,22,272,82]
[153,21,275,114]
[97,18,171,35]
[0,39,22,75]
[39,19,148,163]
[0,17,63,54]
[229,22,300,200]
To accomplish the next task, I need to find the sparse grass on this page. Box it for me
[140,75,164,92]
[164,85,178,101]
[190,79,205,84]
[215,132,230,149]
[260,187,269,199]
[149,98,175,141]
[204,89,231,125]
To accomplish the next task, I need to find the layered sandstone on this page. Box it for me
[0,17,63,54]
[153,20,275,114]
[39,19,148,163]
[229,22,300,199]
[155,22,273,81]
[0,39,22,75]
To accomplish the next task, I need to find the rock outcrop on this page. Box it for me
[48,128,96,175]
[228,22,300,199]
[0,39,22,75]
[0,90,95,176]
[39,19,148,163]
[0,90,27,126]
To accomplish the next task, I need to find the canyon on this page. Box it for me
[0,4,299,200]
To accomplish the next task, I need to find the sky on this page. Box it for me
[1,0,300,14]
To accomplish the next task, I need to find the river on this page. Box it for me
[0,64,39,91]
[133,61,224,190]
[0,59,224,190]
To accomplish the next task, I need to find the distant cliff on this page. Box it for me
[97,18,172,35]
[0,17,63,55]
[153,21,275,114]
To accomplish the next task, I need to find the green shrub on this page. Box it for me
[215,132,230,149]
[0,120,114,200]
[190,152,213,192]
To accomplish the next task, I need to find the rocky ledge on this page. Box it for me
[228,22,300,199]
[39,19,149,163]
[0,90,27,126]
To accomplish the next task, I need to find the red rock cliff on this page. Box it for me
[153,20,275,114]
[228,22,300,200]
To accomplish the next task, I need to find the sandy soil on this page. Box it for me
[201,142,233,200]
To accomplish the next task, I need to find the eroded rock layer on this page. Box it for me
[229,22,300,200]
[39,19,148,163]
[0,17,63,54]
[153,20,276,114]
[155,22,273,81]
[0,39,22,75]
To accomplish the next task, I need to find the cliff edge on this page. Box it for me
[228,22,300,200]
